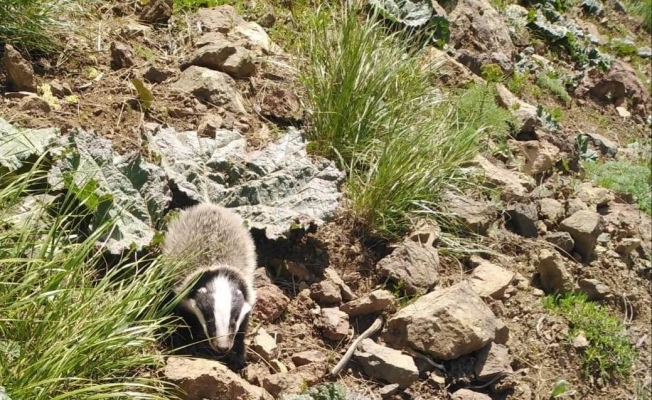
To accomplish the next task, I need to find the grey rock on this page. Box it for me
[451,389,492,400]
[355,339,419,389]
[319,308,350,341]
[197,114,224,137]
[469,257,515,299]
[19,95,51,113]
[383,282,499,360]
[638,47,652,58]
[409,218,441,247]
[251,328,277,362]
[145,126,345,240]
[581,0,603,14]
[538,198,565,226]
[473,155,534,201]
[379,384,400,399]
[194,5,246,33]
[3,44,36,92]
[572,331,590,349]
[310,280,342,305]
[163,356,273,400]
[474,343,513,381]
[340,289,397,317]
[506,202,539,238]
[545,231,575,253]
[511,139,561,175]
[258,12,276,28]
[578,278,610,300]
[172,66,247,113]
[560,210,603,260]
[577,182,614,207]
[566,197,591,215]
[583,132,618,157]
[110,42,136,70]
[291,350,327,366]
[376,240,439,295]
[494,318,510,345]
[120,22,152,38]
[262,364,323,398]
[536,249,574,294]
[182,39,256,78]
[323,267,356,301]
[143,64,173,83]
[495,84,540,134]
[443,192,496,234]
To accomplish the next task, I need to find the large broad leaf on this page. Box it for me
[48,129,172,254]
[368,0,435,27]
[0,118,58,172]
[146,126,345,239]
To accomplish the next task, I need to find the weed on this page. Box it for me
[585,160,652,215]
[544,293,636,379]
[536,73,571,104]
[507,71,531,95]
[605,38,639,57]
[625,0,652,32]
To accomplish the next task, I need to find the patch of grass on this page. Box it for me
[585,160,652,215]
[300,5,513,236]
[507,71,531,96]
[544,293,637,379]
[0,154,182,398]
[536,73,571,105]
[605,39,639,57]
[625,0,652,32]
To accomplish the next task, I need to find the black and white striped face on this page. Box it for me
[181,273,252,353]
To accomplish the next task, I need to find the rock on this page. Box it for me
[545,231,575,253]
[3,44,36,92]
[536,249,574,294]
[183,39,256,78]
[638,47,652,58]
[162,356,273,400]
[319,307,350,341]
[420,47,483,87]
[121,22,152,38]
[616,238,641,254]
[473,155,534,201]
[583,132,618,157]
[233,22,272,54]
[261,364,323,397]
[110,42,136,70]
[252,268,290,323]
[578,278,610,300]
[251,328,277,362]
[512,140,561,175]
[559,210,603,260]
[195,5,246,33]
[494,319,510,345]
[530,184,555,199]
[376,240,439,295]
[443,192,496,234]
[383,282,499,360]
[616,106,631,118]
[474,343,513,381]
[495,84,540,134]
[576,182,614,207]
[49,80,72,98]
[469,257,515,299]
[172,66,247,114]
[258,12,276,28]
[243,363,269,386]
[566,197,591,215]
[379,384,400,399]
[572,332,590,349]
[582,0,603,14]
[340,289,397,317]
[197,114,224,137]
[408,218,441,247]
[291,350,327,366]
[139,0,172,24]
[323,268,356,301]
[506,203,539,238]
[269,359,287,373]
[259,88,303,122]
[538,198,565,226]
[448,0,515,75]
[310,280,342,305]
[355,339,419,389]
[451,389,492,400]
[19,95,51,113]
[143,64,173,83]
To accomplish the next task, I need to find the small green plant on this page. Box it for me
[536,73,571,105]
[550,379,576,398]
[173,0,220,12]
[585,160,652,215]
[605,38,639,57]
[507,71,531,95]
[544,293,636,379]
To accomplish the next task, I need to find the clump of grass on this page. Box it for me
[605,38,639,57]
[544,293,636,379]
[300,5,515,236]
[536,73,571,105]
[585,160,652,215]
[625,0,652,32]
[0,156,182,399]
[507,71,531,96]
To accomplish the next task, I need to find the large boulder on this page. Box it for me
[383,282,499,360]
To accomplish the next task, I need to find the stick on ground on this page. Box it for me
[330,315,383,376]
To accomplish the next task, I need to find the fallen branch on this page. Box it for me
[330,315,383,377]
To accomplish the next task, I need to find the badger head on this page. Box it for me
[179,269,253,353]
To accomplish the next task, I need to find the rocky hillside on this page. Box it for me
[0,0,650,399]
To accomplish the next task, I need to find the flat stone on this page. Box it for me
[506,202,539,238]
[443,192,496,234]
[3,44,36,92]
[261,364,323,398]
[538,198,565,225]
[340,289,397,317]
[310,280,342,305]
[578,278,610,300]
[468,257,515,299]
[473,155,534,201]
[355,339,419,389]
[319,307,350,341]
[451,389,492,400]
[474,342,513,381]
[577,182,614,207]
[251,328,277,362]
[545,231,575,253]
[615,238,641,255]
[376,240,439,295]
[171,66,247,114]
[291,350,328,367]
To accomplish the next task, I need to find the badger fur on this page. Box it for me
[162,202,257,369]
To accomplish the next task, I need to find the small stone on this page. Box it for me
[616,238,641,255]
[3,44,36,92]
[269,359,287,373]
[577,182,614,207]
[578,278,610,300]
[572,331,590,349]
[310,280,342,305]
[319,308,350,341]
[545,231,575,253]
[110,42,136,70]
[451,389,492,400]
[197,114,224,137]
[243,362,269,386]
[172,66,247,114]
[473,155,534,201]
[251,328,277,362]
[139,0,173,24]
[512,140,561,175]
[443,192,497,234]
[494,318,510,345]
[143,64,173,83]
[261,364,323,398]
[355,339,419,388]
[339,289,397,317]
[506,203,539,238]
[49,79,72,98]
[260,88,303,122]
[474,342,513,381]
[253,268,290,323]
[291,350,328,366]
[538,198,565,225]
[120,22,152,38]
[536,249,574,294]
[560,210,603,260]
[566,197,591,215]
[284,260,311,281]
[468,257,515,299]
[376,240,439,295]
[409,218,441,246]
[323,268,356,301]
[616,106,631,118]
[258,12,276,28]
[19,95,51,113]
[379,384,400,398]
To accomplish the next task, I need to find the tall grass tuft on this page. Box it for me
[626,0,652,32]
[0,153,182,399]
[300,5,514,236]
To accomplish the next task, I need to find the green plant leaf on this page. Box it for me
[551,379,569,398]
[131,78,154,110]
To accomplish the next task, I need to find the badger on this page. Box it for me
[162,202,257,370]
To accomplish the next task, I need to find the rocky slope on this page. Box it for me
[1,0,650,399]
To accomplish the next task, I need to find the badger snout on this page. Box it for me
[210,336,233,353]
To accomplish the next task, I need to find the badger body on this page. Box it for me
[162,202,257,369]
